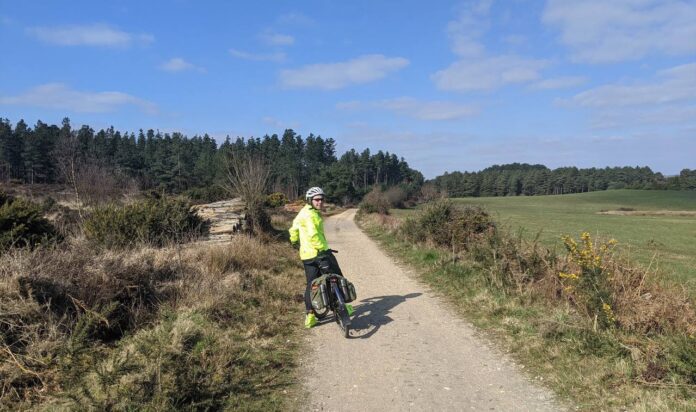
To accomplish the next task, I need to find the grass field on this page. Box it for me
[395,190,696,288]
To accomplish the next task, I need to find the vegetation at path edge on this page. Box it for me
[1,192,306,410]
[360,200,696,411]
[393,190,696,289]
[450,190,696,288]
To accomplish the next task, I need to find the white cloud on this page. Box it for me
[543,0,696,63]
[502,34,528,47]
[338,97,478,121]
[27,24,154,47]
[562,63,696,130]
[277,12,315,26]
[260,31,295,46]
[433,55,549,92]
[447,0,492,57]
[262,116,300,130]
[531,76,587,90]
[159,57,206,73]
[229,48,286,62]
[0,83,158,114]
[280,54,409,90]
[262,116,284,128]
[569,63,696,108]
[434,3,549,92]
[590,105,696,129]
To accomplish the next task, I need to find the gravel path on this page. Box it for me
[301,209,567,412]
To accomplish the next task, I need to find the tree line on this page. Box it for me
[0,118,422,203]
[431,163,695,197]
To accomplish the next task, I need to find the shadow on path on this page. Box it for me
[338,292,422,339]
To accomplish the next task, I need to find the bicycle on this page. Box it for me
[314,273,352,338]
[316,273,351,338]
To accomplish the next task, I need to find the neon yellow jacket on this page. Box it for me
[289,204,329,260]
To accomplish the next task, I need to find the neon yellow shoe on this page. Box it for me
[345,304,354,316]
[304,313,318,329]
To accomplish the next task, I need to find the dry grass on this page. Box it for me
[0,232,305,410]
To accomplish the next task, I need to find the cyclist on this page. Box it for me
[289,187,352,328]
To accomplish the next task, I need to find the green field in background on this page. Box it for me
[395,190,696,288]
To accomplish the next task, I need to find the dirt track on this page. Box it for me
[301,209,566,411]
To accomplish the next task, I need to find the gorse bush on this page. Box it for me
[265,192,289,208]
[400,200,495,252]
[559,233,618,329]
[71,311,250,410]
[84,197,206,248]
[0,193,59,251]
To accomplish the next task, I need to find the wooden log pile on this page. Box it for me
[191,198,246,242]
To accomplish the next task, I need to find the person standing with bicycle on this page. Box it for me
[289,187,352,328]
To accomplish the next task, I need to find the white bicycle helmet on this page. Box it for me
[305,187,325,202]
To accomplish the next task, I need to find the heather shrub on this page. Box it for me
[84,197,206,248]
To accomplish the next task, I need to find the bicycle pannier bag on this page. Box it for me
[310,275,329,311]
[340,277,357,303]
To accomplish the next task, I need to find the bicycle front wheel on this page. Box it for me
[337,306,350,338]
[314,305,329,320]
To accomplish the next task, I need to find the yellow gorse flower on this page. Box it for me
[559,232,619,328]
[559,271,579,280]
[602,303,616,324]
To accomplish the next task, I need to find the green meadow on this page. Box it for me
[397,190,696,289]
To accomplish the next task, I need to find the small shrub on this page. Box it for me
[265,192,288,208]
[84,197,206,248]
[401,200,496,251]
[666,335,696,384]
[41,196,57,212]
[384,186,407,208]
[359,187,391,214]
[0,195,59,251]
[399,216,426,243]
[416,199,454,245]
[419,182,443,202]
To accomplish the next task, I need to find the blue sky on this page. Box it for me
[1,0,694,178]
